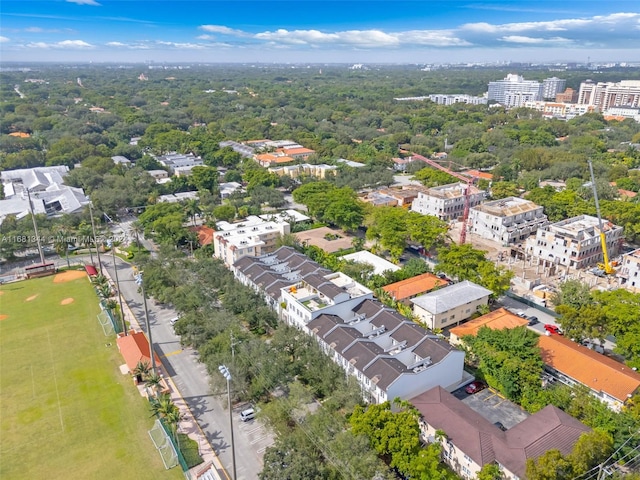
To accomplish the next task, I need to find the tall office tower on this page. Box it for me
[487,74,543,107]
[542,77,567,100]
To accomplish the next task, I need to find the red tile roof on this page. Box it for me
[539,335,640,403]
[382,273,448,301]
[450,308,528,342]
[116,331,162,372]
[191,226,214,246]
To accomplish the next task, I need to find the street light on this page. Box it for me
[134,271,156,376]
[218,365,237,480]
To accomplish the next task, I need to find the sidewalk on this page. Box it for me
[103,266,228,480]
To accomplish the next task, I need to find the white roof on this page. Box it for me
[340,250,400,276]
[259,209,310,223]
[411,281,492,313]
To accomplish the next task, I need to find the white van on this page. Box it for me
[240,408,255,422]
[169,317,180,326]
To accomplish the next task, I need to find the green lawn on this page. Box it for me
[0,274,183,480]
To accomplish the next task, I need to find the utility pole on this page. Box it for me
[88,202,103,275]
[109,239,127,336]
[135,272,156,376]
[218,365,237,480]
[26,188,45,265]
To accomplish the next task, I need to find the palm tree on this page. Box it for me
[145,373,163,397]
[133,360,150,384]
[183,199,201,226]
[130,222,143,253]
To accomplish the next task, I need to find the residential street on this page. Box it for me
[100,254,272,480]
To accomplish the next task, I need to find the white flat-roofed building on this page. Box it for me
[411,182,485,221]
[156,152,203,173]
[336,158,366,168]
[525,215,624,270]
[411,281,492,330]
[620,248,640,292]
[427,94,487,105]
[469,197,548,245]
[157,191,199,203]
[523,101,598,119]
[488,74,543,107]
[213,216,290,267]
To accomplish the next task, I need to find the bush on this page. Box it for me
[177,433,203,468]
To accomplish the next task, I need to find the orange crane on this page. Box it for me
[411,153,475,244]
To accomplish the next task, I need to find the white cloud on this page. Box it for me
[27,39,94,49]
[0,36,9,43]
[500,36,572,45]
[156,41,206,50]
[199,25,249,37]
[66,0,101,5]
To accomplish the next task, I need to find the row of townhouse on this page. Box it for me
[232,246,467,403]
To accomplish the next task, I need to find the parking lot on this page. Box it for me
[453,386,529,430]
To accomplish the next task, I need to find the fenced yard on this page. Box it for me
[0,273,182,480]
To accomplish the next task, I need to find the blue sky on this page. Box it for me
[1,1,639,63]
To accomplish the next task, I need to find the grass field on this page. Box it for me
[0,273,182,480]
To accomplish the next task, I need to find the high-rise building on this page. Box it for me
[542,77,567,100]
[578,80,640,110]
[487,74,543,107]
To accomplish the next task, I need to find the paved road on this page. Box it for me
[100,254,272,480]
[497,295,616,352]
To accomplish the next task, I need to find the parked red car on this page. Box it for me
[465,381,486,394]
[544,324,563,335]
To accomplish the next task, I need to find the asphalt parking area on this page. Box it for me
[459,388,529,429]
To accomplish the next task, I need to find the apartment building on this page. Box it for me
[578,80,640,111]
[268,163,337,179]
[411,182,485,221]
[427,94,487,106]
[523,101,597,119]
[213,215,290,267]
[539,335,640,411]
[411,281,492,330]
[469,197,548,245]
[413,387,590,480]
[555,87,578,103]
[156,152,203,173]
[620,248,640,293]
[232,247,466,403]
[525,215,623,270]
[487,74,543,107]
[541,77,566,100]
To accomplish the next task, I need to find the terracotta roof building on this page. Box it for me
[412,386,591,480]
[382,273,448,304]
[539,335,640,411]
[116,331,162,373]
[449,308,529,345]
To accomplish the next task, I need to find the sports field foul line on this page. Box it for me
[47,329,65,433]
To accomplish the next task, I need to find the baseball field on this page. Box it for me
[0,271,182,480]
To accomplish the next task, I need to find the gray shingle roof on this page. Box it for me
[410,280,492,314]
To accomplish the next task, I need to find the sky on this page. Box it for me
[1,1,640,64]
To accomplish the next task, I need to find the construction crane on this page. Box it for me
[587,159,615,275]
[411,153,474,244]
